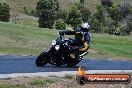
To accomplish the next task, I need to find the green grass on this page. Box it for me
[0,21,132,59]
[0,21,58,55]
[0,83,25,88]
[90,34,132,59]
[30,78,55,86]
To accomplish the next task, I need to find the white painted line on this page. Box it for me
[107,59,113,61]
[0,70,132,78]
[122,60,127,62]
[0,54,6,56]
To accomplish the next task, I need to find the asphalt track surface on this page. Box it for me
[0,55,132,74]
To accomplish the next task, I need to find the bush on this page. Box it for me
[55,19,66,30]
[36,0,59,28]
[0,3,10,22]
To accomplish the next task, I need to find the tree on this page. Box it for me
[66,5,82,28]
[89,4,106,33]
[108,5,121,24]
[74,2,91,22]
[55,9,67,21]
[118,2,131,18]
[36,0,59,28]
[0,3,10,22]
[94,5,105,22]
[80,7,91,22]
[120,15,132,35]
[90,17,103,33]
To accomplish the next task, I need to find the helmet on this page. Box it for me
[82,22,90,29]
[81,22,90,32]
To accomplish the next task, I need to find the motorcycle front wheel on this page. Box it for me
[35,51,49,67]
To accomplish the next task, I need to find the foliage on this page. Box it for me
[118,2,131,18]
[0,3,10,22]
[94,5,105,22]
[106,20,116,34]
[101,0,113,7]
[66,5,82,28]
[90,17,103,33]
[55,19,66,30]
[80,0,84,4]
[92,0,132,35]
[90,4,105,33]
[120,15,132,35]
[80,7,91,22]
[56,9,67,20]
[108,5,121,23]
[74,2,91,22]
[36,0,59,28]
[107,3,132,34]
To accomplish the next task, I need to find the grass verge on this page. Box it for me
[30,77,55,86]
[0,21,131,59]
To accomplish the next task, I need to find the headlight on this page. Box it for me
[55,45,60,50]
[52,40,56,46]
[63,42,68,46]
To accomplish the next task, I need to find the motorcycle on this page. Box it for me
[35,34,89,67]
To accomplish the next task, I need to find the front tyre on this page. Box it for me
[35,52,49,67]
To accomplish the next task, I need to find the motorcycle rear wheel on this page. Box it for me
[35,52,49,67]
[66,57,80,67]
[67,60,80,67]
[66,53,81,67]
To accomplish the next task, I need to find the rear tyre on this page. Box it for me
[66,57,80,67]
[66,53,80,67]
[35,52,49,67]
[55,58,62,67]
[67,60,80,67]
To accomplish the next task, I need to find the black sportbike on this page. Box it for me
[35,34,89,67]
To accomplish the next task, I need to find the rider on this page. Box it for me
[59,22,90,53]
